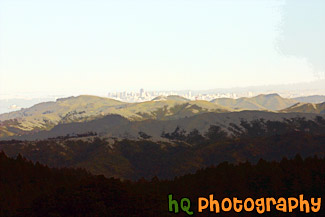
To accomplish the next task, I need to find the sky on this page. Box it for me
[0,0,324,96]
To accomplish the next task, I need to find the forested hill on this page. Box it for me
[1,117,324,180]
[0,152,323,217]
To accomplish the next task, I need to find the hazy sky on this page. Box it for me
[0,0,324,96]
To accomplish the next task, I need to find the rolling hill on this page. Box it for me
[2,111,323,141]
[281,102,325,114]
[211,93,297,111]
[0,95,230,138]
[1,94,325,140]
[151,95,190,102]
[1,117,324,180]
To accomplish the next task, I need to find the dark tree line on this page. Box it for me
[161,125,227,145]
[161,116,325,144]
[0,152,324,217]
[49,131,97,140]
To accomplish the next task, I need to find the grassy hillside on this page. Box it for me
[281,102,325,114]
[1,94,324,139]
[1,116,324,180]
[3,111,323,141]
[211,93,297,111]
[0,95,126,129]
[0,95,230,138]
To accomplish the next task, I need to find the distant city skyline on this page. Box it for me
[1,79,325,114]
[106,81,325,103]
[0,78,325,98]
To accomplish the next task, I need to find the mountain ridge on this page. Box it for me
[0,95,229,138]
[1,94,325,139]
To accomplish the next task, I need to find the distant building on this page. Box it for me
[140,88,144,97]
